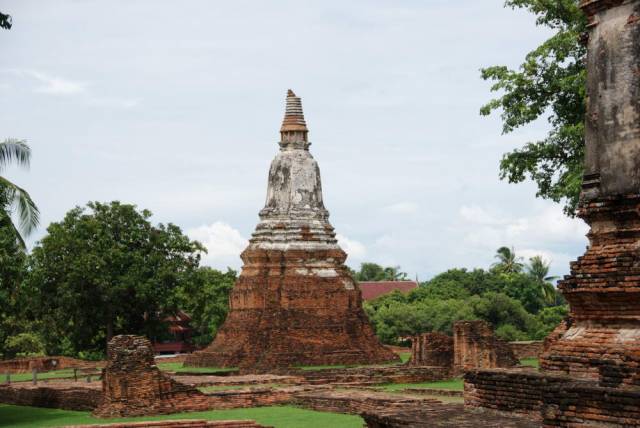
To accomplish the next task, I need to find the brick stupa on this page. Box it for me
[465,1,640,424]
[540,0,640,387]
[185,90,397,370]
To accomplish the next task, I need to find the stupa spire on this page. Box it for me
[280,89,309,148]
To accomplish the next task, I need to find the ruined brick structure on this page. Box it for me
[94,335,212,417]
[186,90,397,370]
[465,1,640,425]
[508,341,543,360]
[453,321,518,373]
[408,332,453,368]
[408,321,517,374]
[539,0,640,389]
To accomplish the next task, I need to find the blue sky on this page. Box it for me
[0,0,588,280]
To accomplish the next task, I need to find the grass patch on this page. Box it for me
[157,362,237,374]
[520,358,539,369]
[379,378,464,392]
[198,383,282,393]
[0,404,364,428]
[5,369,78,383]
[398,352,411,363]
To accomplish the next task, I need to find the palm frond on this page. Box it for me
[0,176,40,240]
[0,139,31,171]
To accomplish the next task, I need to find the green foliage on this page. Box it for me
[25,201,205,356]
[365,248,567,344]
[176,266,236,346]
[3,333,45,358]
[0,215,30,358]
[491,246,524,273]
[0,139,40,247]
[354,262,408,281]
[481,0,587,216]
[534,305,569,338]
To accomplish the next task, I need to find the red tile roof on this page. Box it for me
[359,281,418,301]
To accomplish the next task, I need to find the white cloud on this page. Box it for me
[337,234,367,259]
[187,222,247,267]
[25,70,87,95]
[457,204,588,276]
[383,202,418,215]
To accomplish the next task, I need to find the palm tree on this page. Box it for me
[491,246,524,273]
[0,139,39,248]
[382,266,408,281]
[527,255,558,304]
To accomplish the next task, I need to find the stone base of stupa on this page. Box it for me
[185,247,398,371]
[539,196,640,388]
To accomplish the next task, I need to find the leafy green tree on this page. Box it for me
[177,266,236,347]
[535,305,569,338]
[0,139,39,247]
[0,215,30,358]
[481,0,587,215]
[527,255,558,303]
[26,201,204,355]
[491,246,524,273]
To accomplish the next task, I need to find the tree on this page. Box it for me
[355,262,408,281]
[0,215,30,358]
[177,266,236,347]
[491,246,524,273]
[480,0,587,216]
[0,11,11,30]
[26,201,204,355]
[527,255,558,303]
[0,139,39,247]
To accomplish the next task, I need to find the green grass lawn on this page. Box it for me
[0,404,364,428]
[379,378,464,392]
[519,358,539,369]
[4,369,78,383]
[398,352,411,363]
[156,362,237,374]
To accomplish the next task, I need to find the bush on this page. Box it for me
[4,333,45,358]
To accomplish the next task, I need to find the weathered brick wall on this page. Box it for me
[0,384,101,411]
[94,335,309,417]
[453,321,518,374]
[508,341,543,360]
[0,356,99,374]
[293,389,438,415]
[464,369,566,420]
[289,365,449,385]
[542,382,640,427]
[465,369,640,427]
[67,420,269,428]
[408,332,453,368]
[94,335,214,417]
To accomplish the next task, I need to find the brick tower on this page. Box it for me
[185,90,398,370]
[540,0,640,388]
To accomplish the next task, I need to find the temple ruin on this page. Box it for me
[185,90,397,370]
[465,1,640,425]
[408,321,517,374]
[95,335,212,417]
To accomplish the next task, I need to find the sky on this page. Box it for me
[0,0,589,281]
